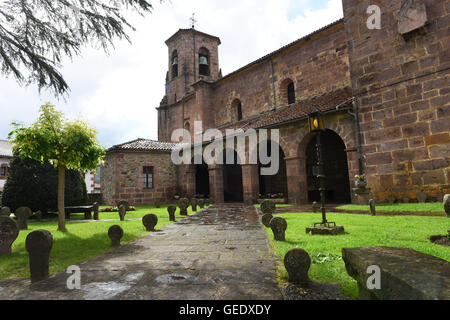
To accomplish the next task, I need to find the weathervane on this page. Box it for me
[190,13,197,29]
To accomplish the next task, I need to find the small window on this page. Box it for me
[143,166,154,189]
[237,102,243,121]
[94,166,101,185]
[172,51,178,79]
[0,166,6,176]
[287,82,295,104]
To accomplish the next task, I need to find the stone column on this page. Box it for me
[209,164,224,203]
[184,164,196,197]
[242,164,259,205]
[285,156,308,205]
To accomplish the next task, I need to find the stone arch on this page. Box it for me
[301,129,352,203]
[171,50,178,79]
[231,98,243,121]
[199,47,210,76]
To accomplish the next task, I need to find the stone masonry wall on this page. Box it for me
[101,151,177,205]
[343,0,450,201]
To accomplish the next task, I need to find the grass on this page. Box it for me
[265,212,450,299]
[337,202,444,213]
[0,204,205,280]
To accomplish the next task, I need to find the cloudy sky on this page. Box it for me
[0,0,343,148]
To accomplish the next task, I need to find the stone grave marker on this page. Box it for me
[270,217,287,241]
[25,230,53,283]
[35,210,42,221]
[261,200,276,214]
[261,213,273,228]
[154,199,161,209]
[93,202,99,220]
[312,202,320,213]
[369,199,376,216]
[179,198,190,216]
[168,205,177,222]
[198,199,205,209]
[417,191,427,203]
[191,198,198,212]
[118,204,127,221]
[108,225,124,247]
[284,248,311,286]
[0,217,19,254]
[117,200,130,211]
[142,214,158,232]
[444,194,450,218]
[0,207,11,217]
[15,207,32,230]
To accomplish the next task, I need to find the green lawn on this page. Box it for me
[265,212,449,299]
[337,202,444,213]
[0,204,203,280]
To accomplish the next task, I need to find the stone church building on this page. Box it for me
[102,0,449,206]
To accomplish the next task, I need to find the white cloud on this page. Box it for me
[0,0,343,148]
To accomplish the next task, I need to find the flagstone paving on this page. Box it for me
[0,204,283,300]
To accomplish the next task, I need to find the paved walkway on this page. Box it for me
[0,204,283,300]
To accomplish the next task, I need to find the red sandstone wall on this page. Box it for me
[211,22,351,128]
[342,0,450,201]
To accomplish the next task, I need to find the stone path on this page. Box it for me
[0,204,283,300]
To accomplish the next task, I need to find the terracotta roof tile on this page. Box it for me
[108,139,180,153]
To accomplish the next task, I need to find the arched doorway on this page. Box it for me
[259,143,288,200]
[305,130,351,203]
[223,149,243,202]
[195,162,210,198]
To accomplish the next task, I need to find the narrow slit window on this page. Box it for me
[143,166,154,189]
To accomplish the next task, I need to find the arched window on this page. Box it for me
[287,81,296,104]
[199,47,210,76]
[184,121,190,132]
[172,50,178,79]
[232,99,243,121]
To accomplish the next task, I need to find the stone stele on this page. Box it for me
[284,248,311,286]
[0,216,20,254]
[118,204,127,221]
[25,229,53,283]
[15,207,32,230]
[108,225,124,247]
[270,217,287,241]
[191,198,198,212]
[168,205,177,222]
[142,214,158,232]
[443,194,450,218]
[261,200,276,215]
[261,213,273,228]
[369,199,376,216]
[117,200,130,211]
[0,207,11,217]
[179,198,190,216]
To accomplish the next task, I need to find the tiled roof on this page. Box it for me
[219,87,353,131]
[108,139,180,153]
[0,140,13,158]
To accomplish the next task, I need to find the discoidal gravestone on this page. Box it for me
[0,216,19,254]
[198,199,205,209]
[261,200,276,214]
[168,205,177,222]
[15,207,32,230]
[444,194,450,218]
[369,199,376,216]
[284,248,311,286]
[270,217,287,241]
[0,207,11,217]
[191,198,198,212]
[25,230,53,283]
[108,225,124,247]
[118,204,127,221]
[179,198,190,216]
[261,213,273,228]
[142,214,158,232]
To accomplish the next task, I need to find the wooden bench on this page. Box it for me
[65,206,94,220]
[342,246,449,300]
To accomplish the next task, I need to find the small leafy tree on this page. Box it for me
[9,103,104,231]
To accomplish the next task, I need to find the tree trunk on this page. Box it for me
[57,164,67,232]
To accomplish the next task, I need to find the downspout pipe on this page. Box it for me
[346,98,363,175]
